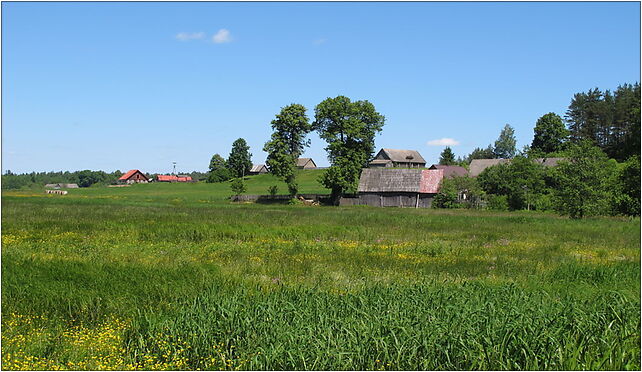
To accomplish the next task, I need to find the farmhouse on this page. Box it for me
[156,175,193,182]
[296,158,317,169]
[249,164,269,175]
[369,149,427,168]
[118,169,150,184]
[429,164,468,179]
[340,168,443,208]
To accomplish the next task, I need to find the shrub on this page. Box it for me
[487,194,508,211]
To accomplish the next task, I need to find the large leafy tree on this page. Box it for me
[464,145,496,163]
[227,138,252,178]
[531,113,568,155]
[263,104,312,196]
[207,154,231,183]
[439,147,456,165]
[477,156,547,211]
[550,141,615,219]
[313,96,385,201]
[493,124,517,159]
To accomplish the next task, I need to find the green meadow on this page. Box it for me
[2,170,640,370]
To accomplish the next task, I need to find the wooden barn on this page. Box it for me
[429,164,468,179]
[45,183,79,189]
[118,169,150,184]
[296,158,317,169]
[340,168,444,208]
[369,149,427,168]
[249,164,268,175]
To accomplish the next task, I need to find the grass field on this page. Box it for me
[2,170,640,370]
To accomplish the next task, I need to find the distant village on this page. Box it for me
[76,147,564,209]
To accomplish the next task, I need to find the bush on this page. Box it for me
[230,178,247,196]
[268,185,279,196]
[487,195,509,211]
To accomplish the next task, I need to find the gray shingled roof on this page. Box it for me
[358,168,443,193]
[378,149,426,164]
[468,159,510,177]
[534,157,566,167]
[429,165,468,178]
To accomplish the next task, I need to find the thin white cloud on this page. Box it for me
[212,29,232,43]
[175,32,205,41]
[427,138,460,146]
[313,38,327,45]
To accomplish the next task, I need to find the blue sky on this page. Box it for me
[2,1,640,174]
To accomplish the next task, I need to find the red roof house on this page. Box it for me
[118,169,150,184]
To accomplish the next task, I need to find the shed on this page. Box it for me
[45,183,79,189]
[296,158,317,169]
[429,164,468,179]
[369,149,426,168]
[249,164,268,175]
[340,168,443,208]
[118,169,150,184]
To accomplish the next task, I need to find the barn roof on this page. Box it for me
[296,158,316,167]
[250,164,267,172]
[358,168,443,193]
[468,159,510,177]
[119,169,149,181]
[534,157,566,167]
[429,164,468,178]
[378,149,427,164]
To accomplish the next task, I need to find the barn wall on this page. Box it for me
[339,193,435,208]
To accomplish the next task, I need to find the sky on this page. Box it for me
[2,1,640,174]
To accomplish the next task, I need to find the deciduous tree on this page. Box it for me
[313,96,385,202]
[493,124,517,159]
[227,138,252,178]
[263,104,311,196]
[531,113,568,154]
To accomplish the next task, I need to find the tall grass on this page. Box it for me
[1,182,640,370]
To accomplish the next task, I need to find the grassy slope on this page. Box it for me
[1,179,640,370]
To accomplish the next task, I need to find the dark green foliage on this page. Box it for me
[227,138,253,178]
[486,194,509,211]
[531,112,568,154]
[230,178,247,196]
[493,124,517,159]
[565,83,640,160]
[438,146,456,165]
[477,156,547,211]
[550,141,616,219]
[611,156,641,216]
[313,96,385,200]
[263,104,312,196]
[464,145,495,163]
[268,185,279,196]
[207,154,231,183]
[433,176,484,209]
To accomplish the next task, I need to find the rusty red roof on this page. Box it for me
[420,169,443,193]
[119,169,147,181]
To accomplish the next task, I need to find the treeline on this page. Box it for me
[1,170,209,190]
[434,83,640,218]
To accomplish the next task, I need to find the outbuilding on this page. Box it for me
[340,168,443,208]
[296,158,317,169]
[249,164,269,175]
[118,169,150,184]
